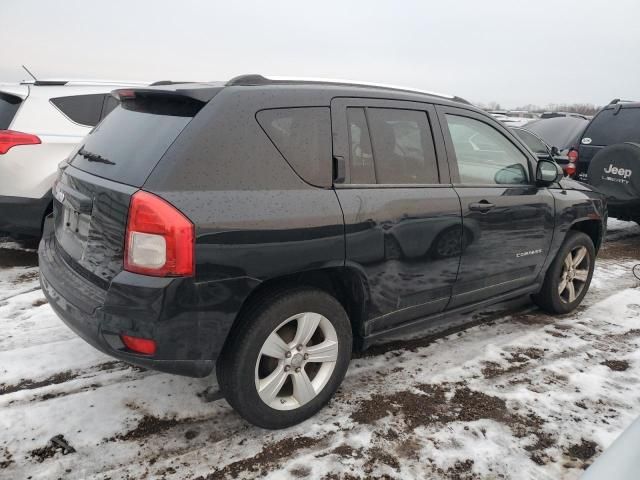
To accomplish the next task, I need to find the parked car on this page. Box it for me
[39,75,606,428]
[487,110,538,128]
[0,79,149,238]
[540,111,590,120]
[574,100,640,223]
[523,116,589,177]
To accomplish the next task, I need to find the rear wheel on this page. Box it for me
[217,288,352,429]
[533,231,595,314]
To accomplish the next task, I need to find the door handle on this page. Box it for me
[469,201,495,212]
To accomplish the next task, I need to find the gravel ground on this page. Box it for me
[1,219,639,479]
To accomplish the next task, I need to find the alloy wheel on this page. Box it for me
[254,312,339,410]
[558,246,590,303]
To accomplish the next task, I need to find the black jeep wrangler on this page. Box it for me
[39,75,606,428]
[577,100,640,223]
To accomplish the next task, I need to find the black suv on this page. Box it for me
[39,75,606,428]
[577,100,640,223]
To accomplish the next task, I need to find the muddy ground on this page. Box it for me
[1,219,639,479]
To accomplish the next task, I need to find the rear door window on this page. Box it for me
[344,106,440,185]
[0,92,22,129]
[346,107,376,184]
[50,94,107,126]
[257,107,332,187]
[583,107,640,146]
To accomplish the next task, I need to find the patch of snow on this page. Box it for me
[0,224,639,479]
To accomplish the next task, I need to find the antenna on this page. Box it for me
[22,65,38,82]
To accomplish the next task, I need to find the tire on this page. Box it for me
[532,231,595,314]
[217,287,352,429]
[587,142,640,206]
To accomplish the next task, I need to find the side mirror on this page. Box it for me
[550,146,560,156]
[536,159,564,186]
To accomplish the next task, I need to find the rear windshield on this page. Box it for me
[0,92,22,129]
[70,95,200,187]
[583,107,640,146]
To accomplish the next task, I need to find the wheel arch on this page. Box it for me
[226,266,371,352]
[569,218,604,252]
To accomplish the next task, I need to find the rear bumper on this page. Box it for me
[0,192,52,237]
[38,222,224,378]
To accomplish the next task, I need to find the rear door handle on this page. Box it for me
[469,201,495,212]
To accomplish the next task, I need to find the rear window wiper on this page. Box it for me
[78,147,115,165]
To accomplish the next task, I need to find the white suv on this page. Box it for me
[0,79,149,237]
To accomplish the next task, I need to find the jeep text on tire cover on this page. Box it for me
[604,164,633,180]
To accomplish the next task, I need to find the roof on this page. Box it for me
[19,79,151,87]
[225,74,471,104]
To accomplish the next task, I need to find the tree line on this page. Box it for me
[482,101,601,116]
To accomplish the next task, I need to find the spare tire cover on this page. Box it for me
[587,142,640,205]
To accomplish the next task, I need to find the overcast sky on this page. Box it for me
[2,0,638,108]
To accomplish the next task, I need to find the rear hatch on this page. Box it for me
[53,87,216,285]
[578,106,640,181]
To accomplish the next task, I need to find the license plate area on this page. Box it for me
[63,205,90,237]
[55,204,91,260]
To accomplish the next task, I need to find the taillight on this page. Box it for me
[121,334,157,355]
[564,163,577,176]
[124,191,194,277]
[567,149,579,163]
[0,130,41,154]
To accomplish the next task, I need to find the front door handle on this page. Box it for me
[469,201,495,212]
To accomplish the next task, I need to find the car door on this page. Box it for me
[332,98,462,336]
[437,106,555,309]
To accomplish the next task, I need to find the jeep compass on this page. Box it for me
[39,75,606,428]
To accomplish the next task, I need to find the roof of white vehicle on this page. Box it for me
[19,79,151,87]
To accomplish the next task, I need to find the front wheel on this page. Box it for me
[533,231,595,314]
[217,288,352,429]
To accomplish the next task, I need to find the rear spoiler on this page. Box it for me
[111,84,222,103]
[111,86,224,117]
[0,84,29,99]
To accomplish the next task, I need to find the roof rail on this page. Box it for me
[609,98,636,105]
[225,74,471,104]
[33,80,68,86]
[149,80,195,86]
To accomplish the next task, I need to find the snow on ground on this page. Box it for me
[1,221,639,480]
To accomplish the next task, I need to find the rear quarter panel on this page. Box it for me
[144,87,345,343]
